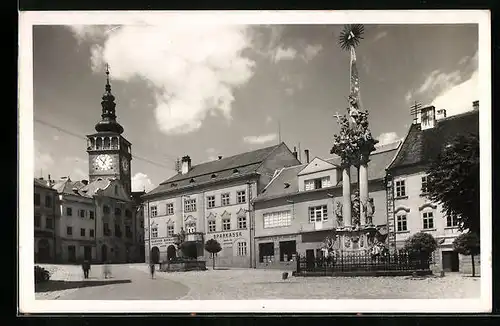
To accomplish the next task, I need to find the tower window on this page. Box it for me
[96,138,102,149]
[104,137,111,149]
[111,137,118,149]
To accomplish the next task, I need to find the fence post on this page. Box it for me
[296,254,301,274]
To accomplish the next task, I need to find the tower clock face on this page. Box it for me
[93,154,114,171]
[121,160,129,174]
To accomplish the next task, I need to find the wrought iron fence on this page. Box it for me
[296,251,431,274]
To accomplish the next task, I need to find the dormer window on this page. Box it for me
[233,168,239,174]
[171,183,177,187]
[284,182,291,189]
[305,176,331,191]
[211,173,217,178]
[189,178,195,183]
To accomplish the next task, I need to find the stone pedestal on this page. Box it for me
[335,225,378,252]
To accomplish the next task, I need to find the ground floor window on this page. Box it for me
[237,241,247,256]
[259,242,274,263]
[279,240,296,262]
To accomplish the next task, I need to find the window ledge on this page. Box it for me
[394,196,409,200]
[421,228,437,232]
[396,230,410,234]
[444,226,459,230]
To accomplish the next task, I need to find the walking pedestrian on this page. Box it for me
[82,260,91,279]
[103,260,112,279]
[150,262,155,279]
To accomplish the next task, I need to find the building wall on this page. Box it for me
[253,182,388,268]
[144,179,258,267]
[34,184,58,263]
[56,194,96,263]
[391,166,465,272]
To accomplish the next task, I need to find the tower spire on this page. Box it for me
[94,63,124,134]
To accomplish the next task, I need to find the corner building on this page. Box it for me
[387,102,479,274]
[142,143,300,268]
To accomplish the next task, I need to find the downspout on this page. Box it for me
[147,200,151,264]
[53,192,56,263]
[247,181,255,268]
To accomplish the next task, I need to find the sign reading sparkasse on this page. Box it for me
[208,231,244,247]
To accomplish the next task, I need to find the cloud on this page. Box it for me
[405,50,478,104]
[34,141,54,175]
[377,132,400,145]
[273,46,297,62]
[302,44,322,62]
[71,25,255,135]
[70,167,88,180]
[132,172,155,192]
[243,133,278,145]
[373,31,388,42]
[431,70,478,117]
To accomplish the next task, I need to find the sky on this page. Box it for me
[33,23,479,192]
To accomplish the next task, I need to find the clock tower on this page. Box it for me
[86,65,132,195]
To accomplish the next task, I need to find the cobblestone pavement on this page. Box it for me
[36,264,480,300]
[130,265,481,300]
[36,264,189,300]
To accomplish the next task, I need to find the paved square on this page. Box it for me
[35,264,480,300]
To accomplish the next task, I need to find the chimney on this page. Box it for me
[181,155,192,175]
[292,147,298,159]
[436,109,447,120]
[419,106,436,131]
[82,180,89,186]
[473,100,479,111]
[218,156,223,160]
[304,149,310,163]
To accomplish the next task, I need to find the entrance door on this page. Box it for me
[84,246,92,261]
[442,251,459,272]
[38,239,50,262]
[151,246,160,264]
[306,249,315,269]
[68,245,76,263]
[101,244,108,262]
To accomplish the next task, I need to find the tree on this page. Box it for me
[426,133,480,235]
[204,239,222,270]
[403,232,438,262]
[453,232,480,277]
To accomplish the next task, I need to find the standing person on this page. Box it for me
[82,260,91,279]
[103,260,111,279]
[150,262,155,279]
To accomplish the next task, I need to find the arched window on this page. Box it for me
[103,137,111,149]
[111,137,118,149]
[96,138,102,149]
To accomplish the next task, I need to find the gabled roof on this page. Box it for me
[144,143,290,198]
[254,141,400,203]
[52,177,87,196]
[34,178,56,191]
[388,110,479,170]
[79,178,112,197]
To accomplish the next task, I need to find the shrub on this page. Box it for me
[34,265,50,284]
[453,232,480,276]
[180,241,198,259]
[403,232,438,260]
[204,239,222,270]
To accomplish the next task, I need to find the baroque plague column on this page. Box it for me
[328,25,380,252]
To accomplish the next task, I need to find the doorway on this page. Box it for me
[84,246,92,261]
[442,251,459,272]
[167,245,177,261]
[151,246,160,264]
[101,244,108,262]
[68,245,76,263]
[306,249,315,269]
[38,239,50,262]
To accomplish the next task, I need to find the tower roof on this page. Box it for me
[94,64,124,134]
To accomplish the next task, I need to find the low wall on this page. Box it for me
[159,260,207,272]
